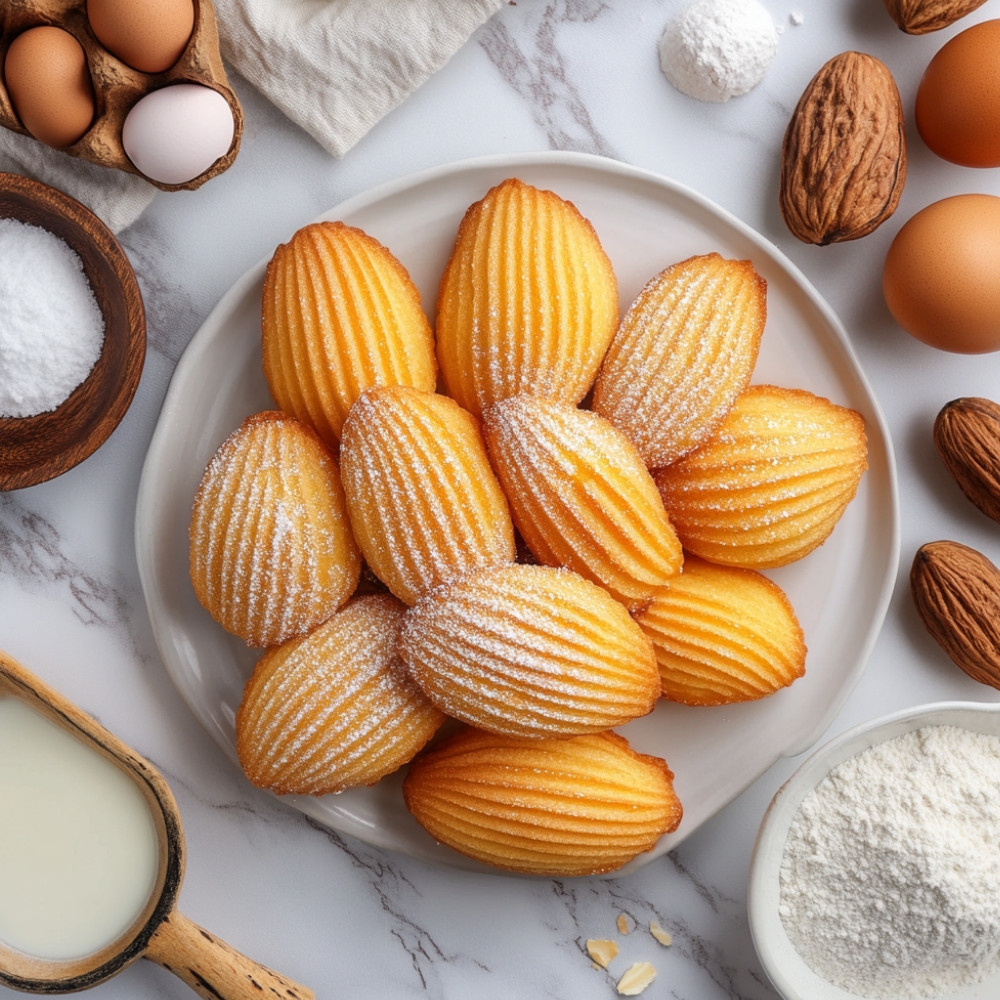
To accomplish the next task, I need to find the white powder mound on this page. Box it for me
[0,219,104,418]
[779,725,1000,999]
[659,0,779,103]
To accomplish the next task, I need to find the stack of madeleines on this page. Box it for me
[188,177,868,876]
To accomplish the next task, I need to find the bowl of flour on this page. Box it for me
[0,172,145,490]
[749,701,1000,1000]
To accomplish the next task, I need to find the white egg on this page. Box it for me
[122,84,235,186]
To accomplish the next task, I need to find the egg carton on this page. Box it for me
[0,0,243,191]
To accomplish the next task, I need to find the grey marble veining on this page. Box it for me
[480,1,621,158]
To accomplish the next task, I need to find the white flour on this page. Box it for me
[779,725,1000,999]
[658,0,778,103]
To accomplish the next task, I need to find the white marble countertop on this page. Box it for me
[5,2,1000,998]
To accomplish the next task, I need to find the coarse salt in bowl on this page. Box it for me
[749,701,1000,1000]
[0,172,145,490]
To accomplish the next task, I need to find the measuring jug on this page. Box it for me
[0,650,314,999]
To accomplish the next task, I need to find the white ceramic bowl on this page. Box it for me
[748,701,1000,1000]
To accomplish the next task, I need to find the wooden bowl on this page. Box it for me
[0,172,145,491]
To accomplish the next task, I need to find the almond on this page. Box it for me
[910,540,1000,688]
[616,962,657,996]
[585,939,618,969]
[933,397,1000,524]
[882,0,989,34]
[780,52,906,245]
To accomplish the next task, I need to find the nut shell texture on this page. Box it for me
[911,540,1000,689]
[591,253,766,468]
[882,0,989,33]
[236,595,445,795]
[340,386,516,605]
[262,221,437,447]
[654,385,868,568]
[780,52,906,244]
[399,563,660,738]
[189,411,361,647]
[402,728,683,876]
[483,395,682,609]
[435,177,618,418]
[635,557,806,705]
[933,397,1000,523]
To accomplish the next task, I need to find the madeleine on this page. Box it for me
[403,728,682,876]
[189,411,360,647]
[436,177,618,417]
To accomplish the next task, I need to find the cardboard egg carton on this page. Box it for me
[0,0,243,191]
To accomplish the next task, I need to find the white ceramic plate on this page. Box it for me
[748,702,1000,1000]
[135,151,899,876]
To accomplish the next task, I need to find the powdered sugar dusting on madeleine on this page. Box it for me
[189,411,361,647]
[436,177,618,418]
[592,253,766,468]
[654,384,868,567]
[340,386,515,605]
[484,395,682,609]
[399,563,659,738]
[236,594,445,795]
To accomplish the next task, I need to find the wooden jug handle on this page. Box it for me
[144,910,314,1000]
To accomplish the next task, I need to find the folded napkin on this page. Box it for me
[0,0,508,232]
[215,0,508,159]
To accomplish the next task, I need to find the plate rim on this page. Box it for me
[136,149,900,876]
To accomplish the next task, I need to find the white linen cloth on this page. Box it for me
[215,0,508,159]
[0,0,508,232]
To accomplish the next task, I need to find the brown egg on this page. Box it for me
[883,194,1000,353]
[916,19,1000,167]
[4,27,95,149]
[87,0,196,74]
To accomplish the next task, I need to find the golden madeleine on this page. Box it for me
[435,177,618,417]
[591,253,766,468]
[340,386,516,605]
[189,411,360,648]
[654,385,868,568]
[482,395,682,609]
[236,594,445,796]
[635,557,806,705]
[261,221,437,447]
[402,728,683,876]
[398,562,660,738]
